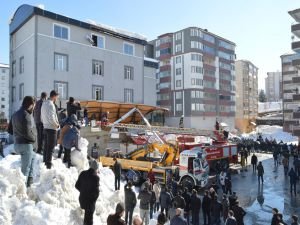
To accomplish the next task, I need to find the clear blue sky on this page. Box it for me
[0,0,299,89]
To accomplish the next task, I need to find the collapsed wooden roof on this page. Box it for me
[80,101,168,124]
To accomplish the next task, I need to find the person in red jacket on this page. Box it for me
[147,169,155,186]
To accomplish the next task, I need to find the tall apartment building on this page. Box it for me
[147,27,236,130]
[280,8,300,135]
[235,60,258,133]
[265,72,282,102]
[0,64,10,119]
[9,4,158,114]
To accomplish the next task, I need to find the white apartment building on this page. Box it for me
[265,72,282,102]
[0,64,9,119]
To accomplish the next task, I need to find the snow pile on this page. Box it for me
[258,102,282,113]
[242,125,298,144]
[0,138,125,225]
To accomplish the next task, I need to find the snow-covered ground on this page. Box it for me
[0,138,142,225]
[241,125,298,144]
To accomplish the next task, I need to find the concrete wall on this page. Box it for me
[143,66,157,106]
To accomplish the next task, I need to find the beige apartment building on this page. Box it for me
[235,60,258,132]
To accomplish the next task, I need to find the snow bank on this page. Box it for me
[0,138,125,225]
[242,125,298,144]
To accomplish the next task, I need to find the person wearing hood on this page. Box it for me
[75,160,100,225]
[107,202,126,225]
[62,122,81,168]
[11,96,36,187]
[41,90,60,169]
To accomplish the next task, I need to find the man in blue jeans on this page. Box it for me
[41,90,60,169]
[11,96,36,187]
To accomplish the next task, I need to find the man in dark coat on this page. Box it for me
[271,208,279,225]
[33,92,47,154]
[210,196,222,225]
[75,160,100,225]
[182,188,191,225]
[202,190,211,225]
[66,97,81,117]
[229,192,238,210]
[231,201,246,225]
[113,158,122,191]
[107,202,126,225]
[257,162,264,184]
[124,181,136,225]
[170,208,187,225]
[291,214,299,225]
[138,186,152,225]
[251,153,258,173]
[289,167,298,196]
[190,189,201,225]
[160,187,172,218]
[11,96,36,187]
[172,191,186,210]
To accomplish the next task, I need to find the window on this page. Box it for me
[19,56,24,74]
[159,82,171,89]
[12,86,16,102]
[124,66,134,80]
[92,85,104,100]
[12,61,16,77]
[219,62,231,70]
[176,80,182,87]
[159,71,171,78]
[176,56,181,64]
[156,40,160,47]
[204,80,215,88]
[1,98,4,101]
[124,89,134,102]
[1,69,5,73]
[91,35,105,48]
[123,43,134,55]
[191,66,203,73]
[191,78,195,85]
[1,105,4,109]
[196,79,203,86]
[156,50,160,58]
[92,60,104,75]
[53,24,69,40]
[54,81,68,99]
[54,53,68,71]
[175,44,182,52]
[175,32,182,40]
[176,68,182,75]
[191,90,202,98]
[19,83,24,100]
[190,29,202,37]
[191,54,202,61]
[203,45,215,55]
[192,103,203,111]
[160,48,171,55]
[191,41,202,49]
[219,40,235,50]
[203,33,215,43]
[175,92,182,99]
[176,103,182,111]
[157,93,170,101]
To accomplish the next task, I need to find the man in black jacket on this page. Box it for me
[107,203,126,225]
[257,161,264,184]
[251,153,258,173]
[231,201,246,225]
[202,190,211,225]
[75,160,100,225]
[113,157,122,191]
[138,186,152,225]
[12,96,36,187]
[190,189,201,225]
[124,181,137,225]
[160,187,172,218]
[67,97,81,117]
[182,188,191,225]
[33,92,47,154]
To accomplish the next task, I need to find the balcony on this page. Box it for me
[292,41,300,53]
[293,111,300,119]
[289,8,300,23]
[293,94,300,101]
[292,23,300,38]
[292,76,300,83]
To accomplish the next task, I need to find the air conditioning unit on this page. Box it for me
[86,34,94,45]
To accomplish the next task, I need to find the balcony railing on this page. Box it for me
[292,41,300,52]
[292,23,300,38]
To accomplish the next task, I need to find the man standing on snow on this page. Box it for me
[41,90,60,169]
[251,153,258,173]
[288,167,298,196]
[33,92,47,154]
[124,181,137,225]
[11,96,36,187]
[75,160,100,225]
[138,185,152,225]
[113,157,122,191]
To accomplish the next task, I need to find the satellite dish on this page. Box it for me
[86,34,94,44]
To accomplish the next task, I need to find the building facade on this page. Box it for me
[280,8,300,134]
[0,64,10,119]
[9,4,158,114]
[147,27,236,130]
[235,60,258,133]
[265,71,282,102]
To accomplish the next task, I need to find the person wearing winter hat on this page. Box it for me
[107,202,126,225]
[75,160,100,225]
